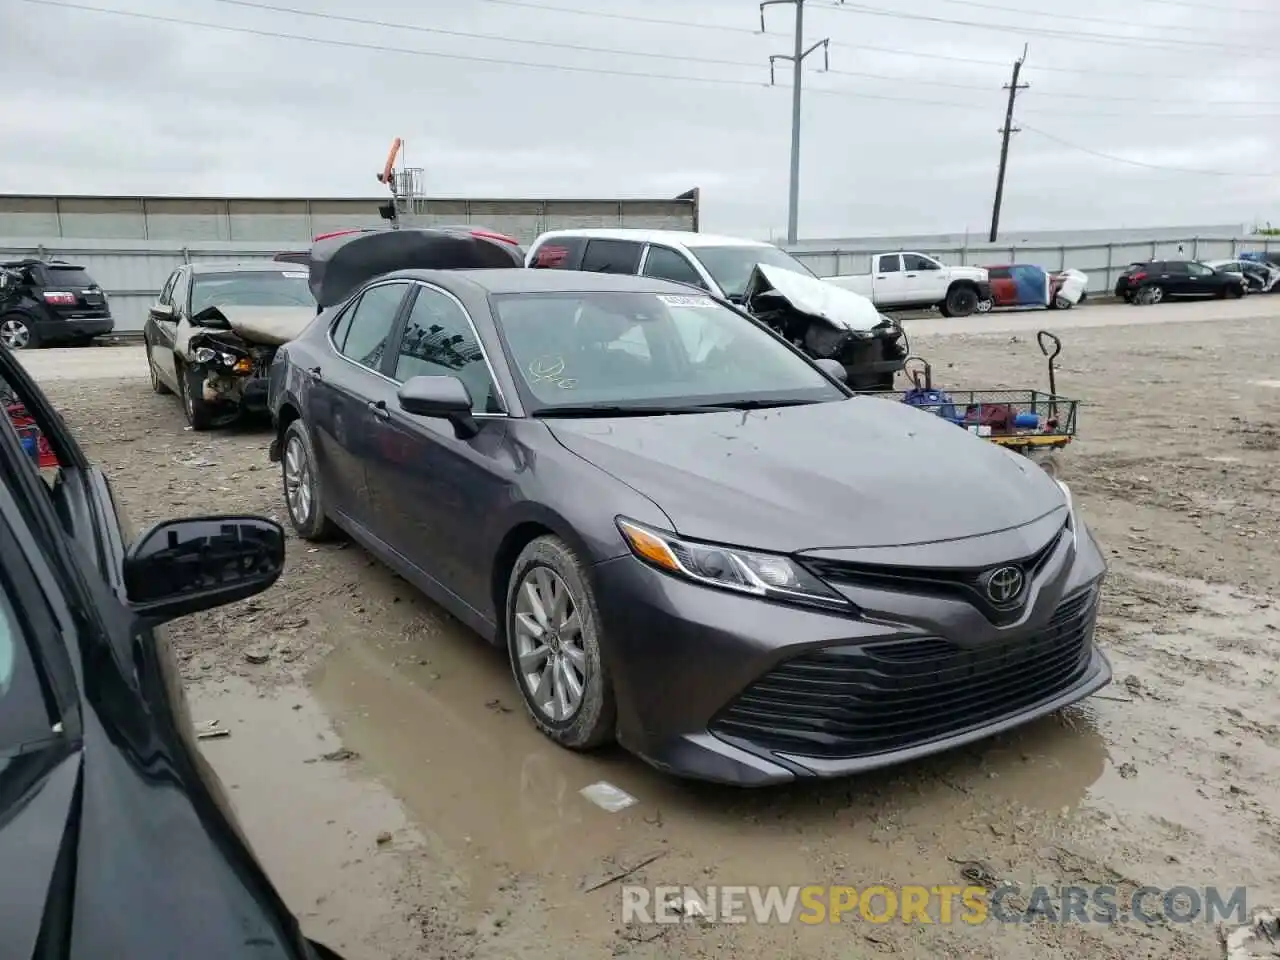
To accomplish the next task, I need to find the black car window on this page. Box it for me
[40,265,95,289]
[394,286,501,413]
[988,267,1011,280]
[641,246,706,288]
[877,255,901,273]
[1187,262,1214,277]
[529,237,586,270]
[1165,262,1189,275]
[172,270,190,316]
[580,239,643,275]
[902,254,940,271]
[0,535,57,753]
[158,271,179,306]
[338,282,406,370]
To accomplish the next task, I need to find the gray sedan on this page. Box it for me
[266,269,1110,786]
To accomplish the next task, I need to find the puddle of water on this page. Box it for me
[188,679,425,960]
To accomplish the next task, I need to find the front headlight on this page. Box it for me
[616,518,851,612]
[1057,479,1079,546]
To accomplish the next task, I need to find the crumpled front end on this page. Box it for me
[186,330,277,412]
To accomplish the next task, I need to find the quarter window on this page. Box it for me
[394,286,500,413]
[337,282,406,370]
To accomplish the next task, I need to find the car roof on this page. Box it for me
[390,267,707,296]
[531,228,775,250]
[188,261,309,275]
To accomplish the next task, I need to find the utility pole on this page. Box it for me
[761,0,829,245]
[989,44,1029,243]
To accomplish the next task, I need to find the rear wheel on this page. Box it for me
[1026,448,1063,479]
[1135,284,1163,306]
[0,314,37,350]
[1053,295,1074,310]
[506,536,615,750]
[281,419,338,540]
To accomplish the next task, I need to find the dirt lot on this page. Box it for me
[25,296,1280,959]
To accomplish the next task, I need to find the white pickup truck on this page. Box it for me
[823,252,992,318]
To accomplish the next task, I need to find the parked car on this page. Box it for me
[0,343,344,960]
[822,252,992,318]
[267,265,1110,786]
[0,258,114,349]
[1204,258,1279,293]
[525,228,907,390]
[976,264,1087,313]
[1240,251,1280,270]
[276,225,524,269]
[1114,260,1246,304]
[144,261,318,430]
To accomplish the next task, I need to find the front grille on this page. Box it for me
[710,587,1098,761]
[802,523,1067,625]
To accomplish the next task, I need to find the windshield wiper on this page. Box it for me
[712,398,823,410]
[533,403,736,418]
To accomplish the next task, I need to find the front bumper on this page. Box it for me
[35,316,114,341]
[591,523,1110,786]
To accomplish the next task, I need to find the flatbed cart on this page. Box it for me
[862,330,1079,478]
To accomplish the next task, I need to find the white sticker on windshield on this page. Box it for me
[282,271,308,279]
[657,294,717,308]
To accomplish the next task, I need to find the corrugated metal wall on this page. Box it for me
[0,193,699,331]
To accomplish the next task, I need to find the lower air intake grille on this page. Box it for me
[709,588,1098,761]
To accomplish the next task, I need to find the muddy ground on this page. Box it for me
[27,297,1280,959]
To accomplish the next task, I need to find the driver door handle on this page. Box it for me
[368,399,390,420]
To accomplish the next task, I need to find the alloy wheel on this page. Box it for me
[0,317,31,350]
[513,566,587,723]
[283,434,314,526]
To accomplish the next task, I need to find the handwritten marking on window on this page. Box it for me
[528,356,577,389]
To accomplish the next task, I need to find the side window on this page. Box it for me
[338,282,406,370]
[902,254,939,271]
[641,246,706,288]
[171,270,190,317]
[877,255,901,273]
[580,239,643,275]
[988,267,1011,280]
[1187,262,1213,277]
[1165,262,1189,275]
[529,237,585,270]
[394,286,500,414]
[158,270,179,306]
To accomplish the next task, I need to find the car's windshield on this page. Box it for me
[689,245,816,299]
[492,290,844,412]
[190,270,314,313]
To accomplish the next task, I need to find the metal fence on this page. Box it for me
[787,235,1279,295]
[3,232,1276,334]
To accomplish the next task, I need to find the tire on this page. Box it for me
[1135,284,1163,306]
[177,360,236,430]
[944,284,979,318]
[145,340,172,395]
[976,298,994,314]
[1228,283,1245,300]
[505,535,615,750]
[0,314,38,350]
[281,419,338,541]
[1026,448,1062,479]
[1053,296,1073,310]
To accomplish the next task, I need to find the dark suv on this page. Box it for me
[0,258,115,349]
[1114,259,1246,305]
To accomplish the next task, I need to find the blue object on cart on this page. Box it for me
[903,386,960,422]
[19,432,38,460]
[1013,411,1041,429]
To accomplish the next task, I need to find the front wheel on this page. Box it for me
[944,285,979,318]
[146,341,172,395]
[506,536,616,750]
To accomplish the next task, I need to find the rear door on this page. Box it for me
[37,263,110,321]
[313,280,412,531]
[986,266,1015,305]
[872,253,907,305]
[1161,261,1192,295]
[579,239,644,276]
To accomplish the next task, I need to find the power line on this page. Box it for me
[81,0,1280,114]
[912,0,1273,31]
[820,1,1279,55]
[473,0,1252,80]
[1098,0,1277,14]
[19,1,1280,121]
[1016,122,1280,177]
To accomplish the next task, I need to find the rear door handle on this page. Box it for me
[368,400,390,420]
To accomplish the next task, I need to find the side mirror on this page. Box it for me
[124,516,285,625]
[814,358,847,383]
[397,375,478,438]
[150,302,175,321]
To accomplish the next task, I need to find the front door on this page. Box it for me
[311,280,410,531]
[364,282,515,615]
[147,270,181,386]
[901,253,949,303]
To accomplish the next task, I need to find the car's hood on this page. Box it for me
[547,397,1066,552]
[742,263,883,332]
[952,265,989,282]
[194,306,315,346]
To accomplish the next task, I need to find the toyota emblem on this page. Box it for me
[985,565,1024,604]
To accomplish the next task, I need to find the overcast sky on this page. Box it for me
[2,0,1277,239]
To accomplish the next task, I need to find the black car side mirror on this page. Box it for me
[123,516,285,625]
[397,375,479,438]
[814,358,848,383]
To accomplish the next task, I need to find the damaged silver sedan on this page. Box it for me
[144,262,317,429]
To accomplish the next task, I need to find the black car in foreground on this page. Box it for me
[0,346,342,958]
[268,263,1110,787]
[1114,259,1246,305]
[0,259,114,349]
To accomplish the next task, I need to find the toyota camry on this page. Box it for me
[266,266,1111,786]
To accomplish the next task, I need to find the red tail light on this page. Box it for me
[42,291,76,305]
[470,228,520,246]
[1129,272,1147,283]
